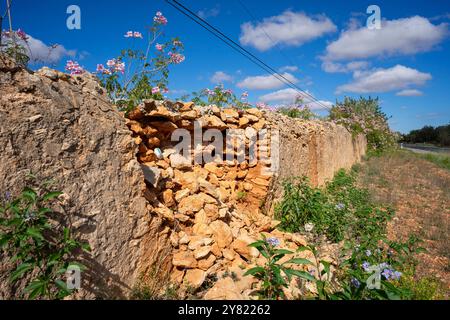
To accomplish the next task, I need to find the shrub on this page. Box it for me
[190,85,251,109]
[277,104,316,120]
[329,97,397,153]
[0,179,90,299]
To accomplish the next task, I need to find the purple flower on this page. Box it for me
[381,268,393,280]
[362,261,370,272]
[4,191,11,201]
[365,250,372,257]
[266,237,280,247]
[335,203,345,210]
[392,271,402,281]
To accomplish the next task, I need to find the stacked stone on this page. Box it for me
[125,99,317,299]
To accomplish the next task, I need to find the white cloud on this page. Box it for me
[210,71,233,84]
[325,16,448,61]
[336,65,432,94]
[322,60,369,73]
[259,88,298,103]
[279,65,299,72]
[396,89,424,96]
[197,6,220,19]
[258,88,332,110]
[237,73,298,90]
[4,33,76,64]
[240,10,336,51]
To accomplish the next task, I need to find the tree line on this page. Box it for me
[401,124,450,147]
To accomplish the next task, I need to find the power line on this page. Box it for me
[165,0,331,110]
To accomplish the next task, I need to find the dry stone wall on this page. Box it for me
[124,99,366,298]
[0,58,366,299]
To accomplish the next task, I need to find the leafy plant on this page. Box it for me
[0,182,90,299]
[190,85,251,109]
[244,235,314,300]
[1,29,30,67]
[95,11,185,113]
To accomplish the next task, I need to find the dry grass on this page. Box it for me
[356,150,450,295]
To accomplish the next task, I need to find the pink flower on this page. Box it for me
[241,91,249,99]
[168,52,185,64]
[65,60,84,75]
[173,40,182,46]
[106,59,116,67]
[155,44,163,51]
[103,59,125,74]
[125,31,143,38]
[16,29,28,41]
[152,86,160,94]
[162,88,169,94]
[153,11,168,25]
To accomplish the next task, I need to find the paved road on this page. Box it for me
[401,144,450,154]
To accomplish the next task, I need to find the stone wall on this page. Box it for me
[0,58,366,299]
[0,56,167,299]
[264,112,367,212]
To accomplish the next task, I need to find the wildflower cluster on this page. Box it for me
[1,29,30,66]
[329,97,397,153]
[153,11,168,25]
[65,60,84,75]
[96,11,184,112]
[96,59,125,75]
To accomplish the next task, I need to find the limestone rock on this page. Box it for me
[210,221,233,249]
[173,251,197,268]
[204,278,243,300]
[184,269,206,289]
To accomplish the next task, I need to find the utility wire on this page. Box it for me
[165,0,331,110]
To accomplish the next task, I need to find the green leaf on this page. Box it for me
[284,269,315,282]
[273,249,293,256]
[22,187,37,202]
[10,263,34,281]
[26,227,44,241]
[42,191,63,202]
[244,267,265,276]
[25,280,46,300]
[320,260,331,277]
[283,258,313,266]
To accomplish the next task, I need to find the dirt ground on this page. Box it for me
[357,151,450,293]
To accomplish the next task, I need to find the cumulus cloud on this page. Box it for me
[324,16,448,61]
[210,71,233,84]
[237,73,298,90]
[258,88,332,110]
[396,89,424,96]
[279,65,299,72]
[198,6,220,19]
[321,60,369,73]
[2,33,76,64]
[240,10,336,51]
[336,65,432,94]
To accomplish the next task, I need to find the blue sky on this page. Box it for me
[5,0,450,133]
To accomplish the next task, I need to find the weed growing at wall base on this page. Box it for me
[250,169,433,300]
[0,176,90,299]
